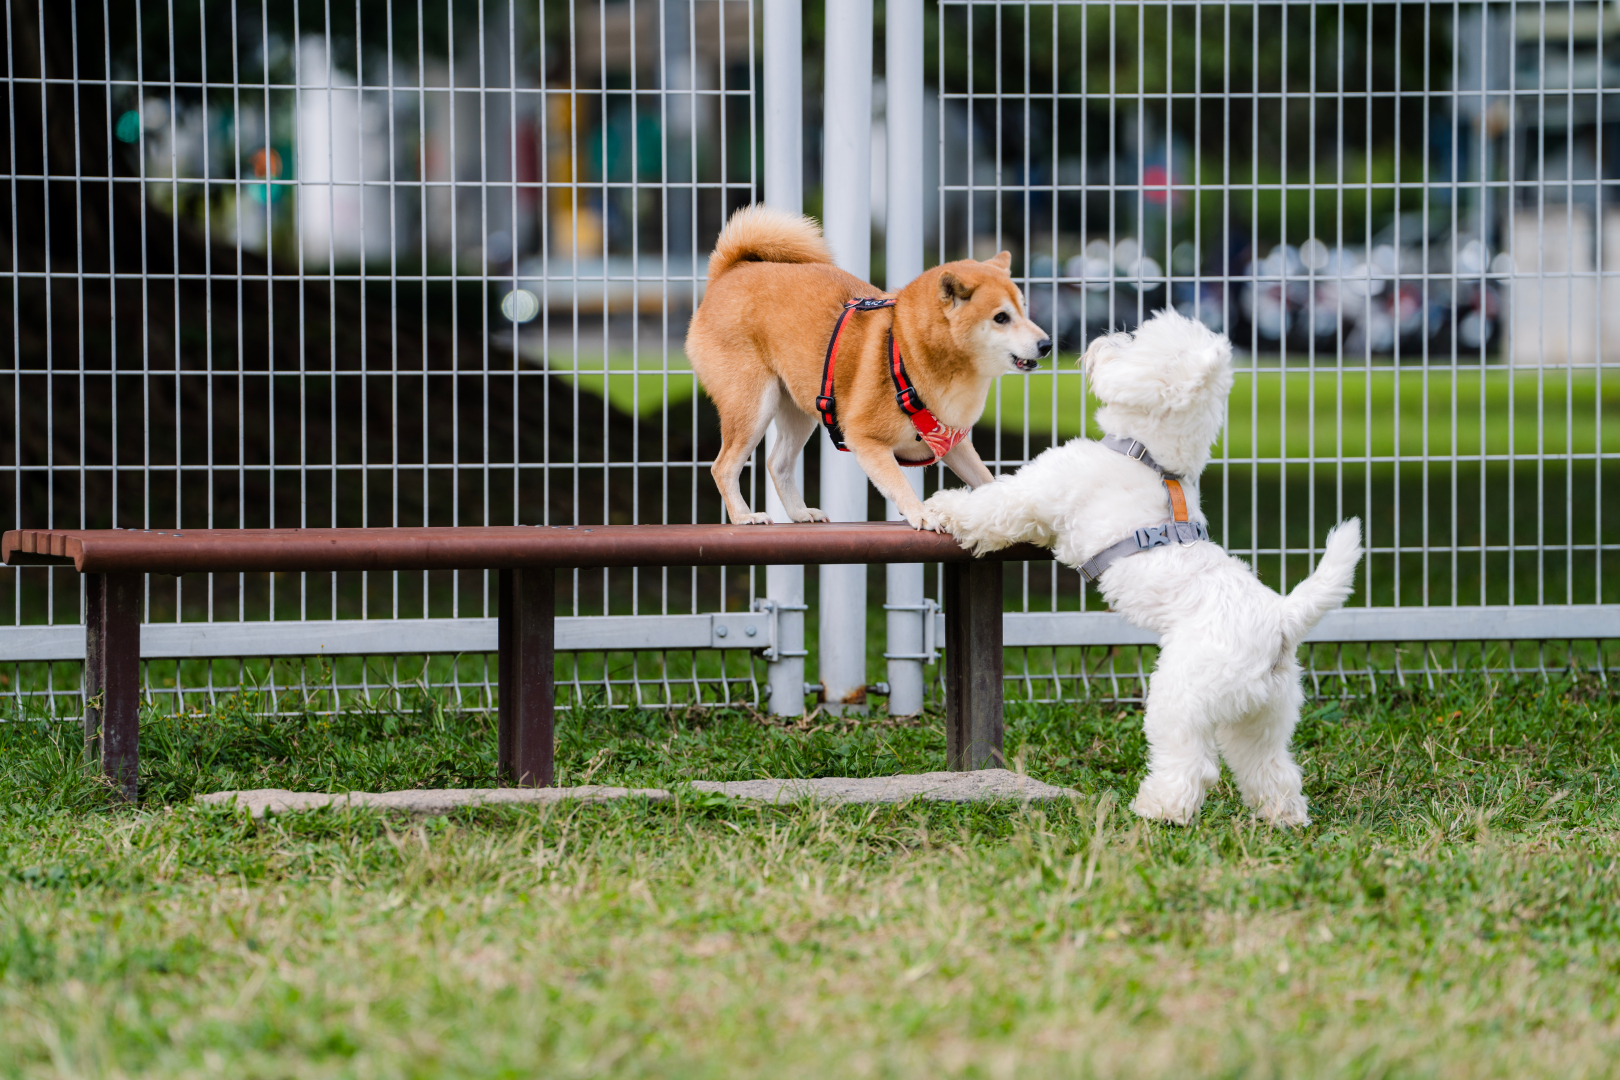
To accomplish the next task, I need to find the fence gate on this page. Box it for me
[2,0,1617,723]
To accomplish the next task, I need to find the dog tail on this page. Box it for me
[1278,518,1363,649]
[707,204,835,282]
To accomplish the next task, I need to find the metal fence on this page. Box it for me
[2,0,1618,722]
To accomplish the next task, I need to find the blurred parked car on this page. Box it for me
[1029,224,1505,359]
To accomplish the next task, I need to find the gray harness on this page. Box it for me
[1077,434,1210,585]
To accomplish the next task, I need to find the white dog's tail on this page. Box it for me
[1278,518,1363,649]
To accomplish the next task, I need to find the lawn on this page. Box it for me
[6,676,1620,1078]
[546,348,1620,461]
[994,364,1620,460]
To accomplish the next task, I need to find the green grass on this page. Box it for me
[7,677,1620,1077]
[548,350,1620,460]
[541,349,700,420]
[992,364,1620,458]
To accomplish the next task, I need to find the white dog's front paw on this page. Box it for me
[796,507,829,523]
[736,512,774,525]
[1130,773,1209,826]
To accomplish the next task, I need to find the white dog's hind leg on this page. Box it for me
[765,397,828,523]
[1130,656,1222,825]
[1216,680,1310,827]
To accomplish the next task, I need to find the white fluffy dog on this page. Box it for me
[923,310,1361,826]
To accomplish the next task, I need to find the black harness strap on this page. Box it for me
[887,332,936,435]
[817,297,896,451]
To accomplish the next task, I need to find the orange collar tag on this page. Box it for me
[1163,478,1190,523]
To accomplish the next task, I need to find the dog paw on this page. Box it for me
[737,512,774,525]
[796,507,830,523]
[1129,776,1206,825]
[1129,795,1198,826]
[904,508,940,532]
[1254,795,1310,828]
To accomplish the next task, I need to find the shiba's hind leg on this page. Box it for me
[708,372,781,525]
[765,395,828,523]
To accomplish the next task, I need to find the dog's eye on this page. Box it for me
[994,312,1010,324]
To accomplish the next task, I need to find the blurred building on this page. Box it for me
[1504,0,1620,363]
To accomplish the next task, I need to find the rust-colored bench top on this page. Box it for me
[3,522,1043,803]
[3,522,1051,573]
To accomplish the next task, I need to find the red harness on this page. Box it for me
[816,298,969,467]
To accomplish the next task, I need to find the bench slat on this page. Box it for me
[2,522,1049,574]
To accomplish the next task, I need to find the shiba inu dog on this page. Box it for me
[684,205,1051,528]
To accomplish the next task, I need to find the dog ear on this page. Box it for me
[1189,342,1235,394]
[984,250,1012,271]
[939,271,974,308]
[1080,332,1120,379]
[1083,332,1170,410]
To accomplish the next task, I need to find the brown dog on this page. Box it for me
[685,205,1051,528]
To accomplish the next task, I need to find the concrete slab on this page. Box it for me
[688,768,1078,804]
[195,785,670,819]
[196,770,1077,818]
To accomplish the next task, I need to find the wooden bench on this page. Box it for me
[2,523,1051,800]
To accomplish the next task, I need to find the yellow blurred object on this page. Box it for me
[551,207,603,257]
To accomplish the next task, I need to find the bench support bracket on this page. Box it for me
[498,567,555,787]
[943,560,1004,770]
[84,572,141,801]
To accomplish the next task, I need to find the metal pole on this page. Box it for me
[883,0,927,716]
[818,0,875,714]
[83,572,142,802]
[762,0,808,715]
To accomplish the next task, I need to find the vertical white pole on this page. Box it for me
[763,0,808,716]
[819,0,874,714]
[883,0,926,716]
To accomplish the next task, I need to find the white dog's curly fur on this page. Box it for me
[924,310,1362,827]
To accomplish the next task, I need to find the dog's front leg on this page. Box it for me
[921,463,1053,553]
[939,439,996,489]
[844,436,933,529]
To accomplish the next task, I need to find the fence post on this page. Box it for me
[818,0,874,714]
[762,0,809,716]
[883,0,928,717]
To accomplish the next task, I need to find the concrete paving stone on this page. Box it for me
[687,768,1078,804]
[195,786,671,819]
[196,770,1077,818]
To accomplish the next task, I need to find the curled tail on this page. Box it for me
[1279,518,1363,648]
[707,204,834,282]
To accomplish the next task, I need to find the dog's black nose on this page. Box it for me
[1036,337,1053,357]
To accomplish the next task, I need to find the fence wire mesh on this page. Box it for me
[935,0,1620,702]
[1,0,1616,719]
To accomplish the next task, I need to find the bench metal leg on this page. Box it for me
[84,572,141,801]
[944,560,1004,770]
[498,567,555,787]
